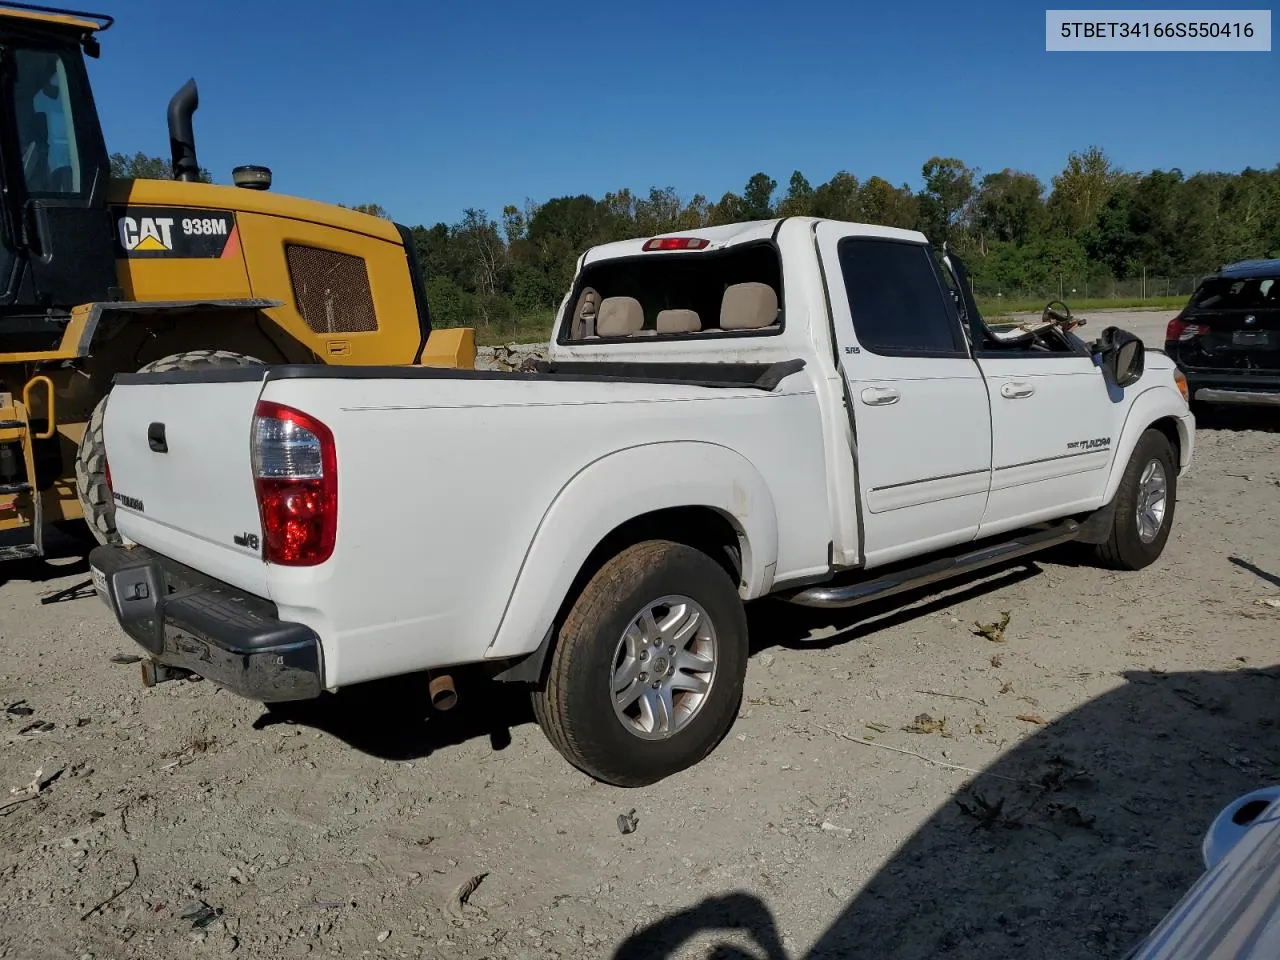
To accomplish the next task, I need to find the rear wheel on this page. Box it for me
[1094,428,1178,570]
[74,350,264,545]
[532,540,748,787]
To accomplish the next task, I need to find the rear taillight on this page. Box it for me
[1166,315,1210,342]
[251,400,337,566]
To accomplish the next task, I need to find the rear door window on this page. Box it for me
[837,237,967,357]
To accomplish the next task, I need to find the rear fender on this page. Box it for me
[1102,386,1193,505]
[484,441,779,662]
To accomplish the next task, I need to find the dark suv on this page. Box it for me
[1166,259,1280,408]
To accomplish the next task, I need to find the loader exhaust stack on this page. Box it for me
[167,79,201,182]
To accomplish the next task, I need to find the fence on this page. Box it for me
[973,275,1203,305]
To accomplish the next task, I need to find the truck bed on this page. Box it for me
[103,358,831,689]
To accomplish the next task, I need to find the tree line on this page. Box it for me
[110,148,1280,326]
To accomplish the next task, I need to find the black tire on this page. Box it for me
[1094,428,1178,571]
[532,540,749,787]
[74,350,264,545]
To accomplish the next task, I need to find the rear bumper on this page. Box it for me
[89,544,322,702]
[1182,370,1280,407]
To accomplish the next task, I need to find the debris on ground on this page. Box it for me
[903,713,949,736]
[1015,714,1047,725]
[3,764,64,812]
[80,855,140,920]
[5,700,33,716]
[617,809,638,835]
[915,689,987,706]
[820,820,853,836]
[179,900,222,929]
[1256,597,1280,609]
[109,653,143,665]
[445,872,489,921]
[1037,756,1090,791]
[1045,802,1096,829]
[973,611,1012,643]
[955,792,1024,831]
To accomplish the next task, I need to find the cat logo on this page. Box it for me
[117,215,175,253]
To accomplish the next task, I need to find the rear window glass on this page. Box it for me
[560,243,782,341]
[1191,276,1280,309]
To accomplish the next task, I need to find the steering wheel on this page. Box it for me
[1042,299,1074,326]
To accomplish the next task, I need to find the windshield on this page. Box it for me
[10,47,83,195]
[1191,276,1279,310]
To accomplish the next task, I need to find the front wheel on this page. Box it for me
[1094,428,1178,570]
[532,540,749,787]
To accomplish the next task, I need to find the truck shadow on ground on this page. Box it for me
[1192,405,1280,434]
[610,663,1278,960]
[0,530,90,590]
[255,562,1046,763]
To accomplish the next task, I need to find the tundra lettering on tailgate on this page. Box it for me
[112,490,144,512]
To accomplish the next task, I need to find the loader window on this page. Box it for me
[11,49,83,196]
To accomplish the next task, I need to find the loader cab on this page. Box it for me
[0,4,115,335]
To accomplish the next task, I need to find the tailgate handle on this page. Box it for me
[147,422,168,453]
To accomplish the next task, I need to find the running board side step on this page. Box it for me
[787,521,1081,610]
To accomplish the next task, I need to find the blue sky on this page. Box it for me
[88,0,1277,228]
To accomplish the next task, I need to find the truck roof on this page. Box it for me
[582,217,929,264]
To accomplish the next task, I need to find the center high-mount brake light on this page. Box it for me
[642,237,710,251]
[251,400,337,566]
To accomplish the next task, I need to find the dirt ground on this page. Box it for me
[4,308,1279,960]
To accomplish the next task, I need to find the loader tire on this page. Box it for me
[532,539,748,787]
[74,350,264,546]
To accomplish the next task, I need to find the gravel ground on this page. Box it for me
[3,308,1278,960]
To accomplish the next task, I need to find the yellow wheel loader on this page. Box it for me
[0,4,474,560]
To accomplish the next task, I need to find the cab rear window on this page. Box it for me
[560,243,782,342]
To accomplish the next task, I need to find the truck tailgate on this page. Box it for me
[104,376,270,598]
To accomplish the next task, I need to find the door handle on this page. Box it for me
[147,422,167,453]
[860,386,900,406]
[1000,381,1035,400]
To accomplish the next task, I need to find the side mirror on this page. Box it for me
[1095,326,1145,388]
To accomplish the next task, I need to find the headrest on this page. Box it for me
[720,282,779,330]
[597,296,644,337]
[571,287,600,339]
[656,309,701,334]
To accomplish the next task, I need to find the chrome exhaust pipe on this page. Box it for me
[428,671,458,711]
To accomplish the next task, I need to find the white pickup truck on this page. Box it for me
[89,217,1195,786]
